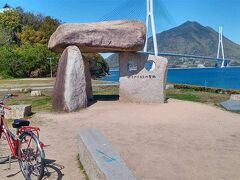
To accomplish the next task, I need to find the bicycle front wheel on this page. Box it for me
[18,132,45,180]
[0,132,11,164]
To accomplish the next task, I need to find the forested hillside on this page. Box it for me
[0,5,60,78]
[0,4,108,78]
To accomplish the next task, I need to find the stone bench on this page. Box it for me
[220,100,240,111]
[221,94,240,111]
[5,105,32,119]
[78,129,136,180]
[230,94,240,101]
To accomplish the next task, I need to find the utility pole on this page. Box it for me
[217,26,226,68]
[47,57,53,78]
[144,0,158,56]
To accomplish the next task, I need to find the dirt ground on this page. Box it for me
[1,99,240,180]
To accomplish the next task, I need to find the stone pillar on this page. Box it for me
[119,52,168,103]
[53,46,87,112]
[83,58,93,101]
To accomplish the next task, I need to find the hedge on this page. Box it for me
[173,84,240,95]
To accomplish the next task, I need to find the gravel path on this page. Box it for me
[1,99,240,179]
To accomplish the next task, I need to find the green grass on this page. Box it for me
[77,155,89,180]
[5,92,53,112]
[167,93,200,102]
[0,77,235,113]
[1,85,119,113]
[93,85,119,101]
[2,86,231,113]
[166,88,230,105]
[93,85,119,95]
[0,78,115,90]
[0,77,54,83]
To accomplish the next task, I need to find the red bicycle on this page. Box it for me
[0,93,45,180]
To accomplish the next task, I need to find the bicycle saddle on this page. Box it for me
[12,119,30,128]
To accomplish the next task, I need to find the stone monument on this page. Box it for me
[49,20,168,112]
[119,52,168,103]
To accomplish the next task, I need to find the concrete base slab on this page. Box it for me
[5,104,32,119]
[221,100,240,111]
[78,129,136,180]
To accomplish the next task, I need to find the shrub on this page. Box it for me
[174,84,240,95]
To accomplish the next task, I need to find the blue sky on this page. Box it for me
[1,0,240,44]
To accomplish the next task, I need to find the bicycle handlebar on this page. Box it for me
[0,94,18,110]
[0,104,11,110]
[1,94,18,101]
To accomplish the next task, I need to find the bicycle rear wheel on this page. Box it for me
[0,132,11,164]
[18,132,45,180]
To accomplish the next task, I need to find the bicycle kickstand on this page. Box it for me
[8,156,12,169]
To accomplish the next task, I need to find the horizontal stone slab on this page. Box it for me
[48,20,146,53]
[78,128,136,180]
[221,100,240,111]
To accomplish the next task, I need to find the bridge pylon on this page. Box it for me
[144,0,158,56]
[217,26,226,68]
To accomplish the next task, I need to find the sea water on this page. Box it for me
[101,67,240,90]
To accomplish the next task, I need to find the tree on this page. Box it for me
[17,13,60,44]
[0,25,12,45]
[17,26,45,44]
[0,9,21,32]
[40,16,60,42]
[83,53,109,78]
[20,11,44,30]
[3,4,12,9]
[0,9,21,44]
[0,5,109,79]
[0,44,59,78]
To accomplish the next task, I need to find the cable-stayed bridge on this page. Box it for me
[100,0,230,67]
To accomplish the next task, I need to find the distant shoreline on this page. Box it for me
[109,66,240,71]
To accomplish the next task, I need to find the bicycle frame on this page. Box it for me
[1,93,46,180]
[0,114,41,160]
[0,114,19,157]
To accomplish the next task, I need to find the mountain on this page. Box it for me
[105,53,119,68]
[106,21,240,68]
[147,21,240,66]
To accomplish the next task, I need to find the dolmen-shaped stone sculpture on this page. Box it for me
[49,20,168,112]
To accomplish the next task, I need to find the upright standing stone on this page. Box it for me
[119,52,168,103]
[83,58,93,101]
[53,46,87,112]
